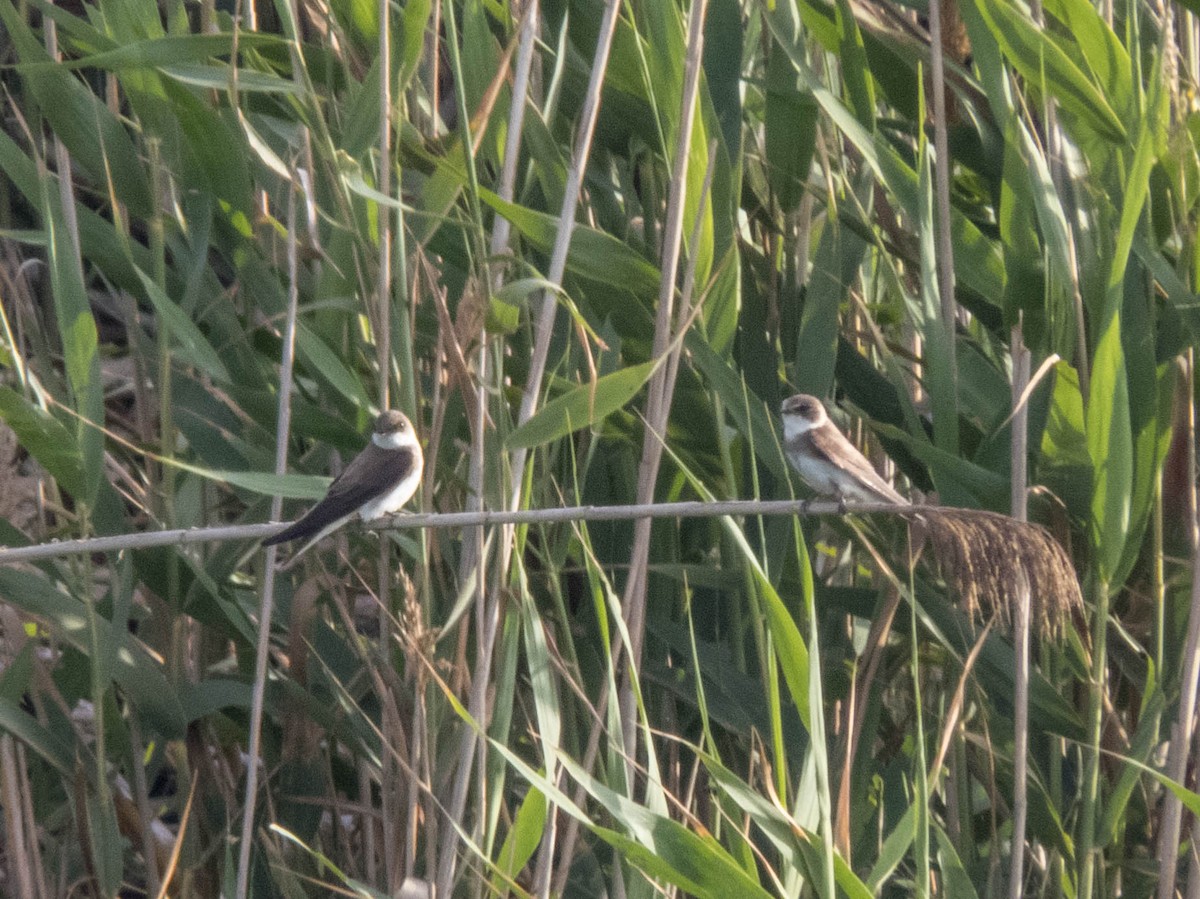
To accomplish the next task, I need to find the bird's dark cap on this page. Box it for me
[780,394,823,418]
[373,410,412,433]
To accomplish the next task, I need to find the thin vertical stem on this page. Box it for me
[618,0,709,765]
[1157,357,1200,899]
[489,2,539,266]
[235,175,300,899]
[0,614,40,893]
[127,714,161,896]
[433,0,513,890]
[441,2,620,892]
[376,0,391,410]
[911,569,931,898]
[45,16,118,892]
[507,0,622,509]
[375,0,396,885]
[1008,324,1031,899]
[926,0,958,389]
[1078,575,1111,899]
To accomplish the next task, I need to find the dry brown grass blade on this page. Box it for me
[155,776,198,899]
[929,619,994,782]
[835,579,904,864]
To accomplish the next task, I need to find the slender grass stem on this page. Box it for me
[1077,576,1110,899]
[235,176,301,899]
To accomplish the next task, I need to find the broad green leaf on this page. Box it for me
[0,0,152,216]
[179,465,331,499]
[40,160,104,507]
[831,851,875,899]
[24,32,286,73]
[487,277,571,336]
[756,559,812,730]
[486,296,522,334]
[398,0,433,92]
[0,695,73,777]
[162,64,301,94]
[704,0,744,153]
[916,128,960,465]
[479,190,663,299]
[0,641,35,703]
[933,825,980,899]
[177,679,253,722]
[135,268,232,383]
[765,49,818,214]
[833,0,875,127]
[521,601,562,769]
[0,569,185,736]
[1109,273,1171,588]
[506,362,658,449]
[970,0,1126,143]
[160,89,254,215]
[592,822,771,897]
[794,193,868,398]
[1086,73,1161,579]
[1109,61,1167,292]
[1041,0,1133,123]
[490,787,546,894]
[703,755,803,855]
[0,388,86,497]
[998,118,1047,337]
[0,228,46,245]
[557,755,774,898]
[763,11,1007,309]
[296,324,370,408]
[873,422,1010,506]
[1081,747,1200,822]
[87,790,124,894]
[867,803,918,891]
[337,151,408,209]
[793,491,836,898]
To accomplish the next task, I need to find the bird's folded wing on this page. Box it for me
[263,446,418,545]
[806,425,906,503]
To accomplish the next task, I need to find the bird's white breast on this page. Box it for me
[359,460,422,521]
[361,427,422,520]
[786,449,841,496]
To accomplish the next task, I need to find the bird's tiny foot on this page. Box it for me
[836,495,848,515]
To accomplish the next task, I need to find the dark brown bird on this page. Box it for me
[264,410,423,565]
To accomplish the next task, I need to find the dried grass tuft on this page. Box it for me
[911,508,1083,639]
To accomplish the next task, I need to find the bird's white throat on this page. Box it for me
[782,414,820,441]
[373,429,415,451]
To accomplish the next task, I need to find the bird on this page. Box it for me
[263,410,423,567]
[780,394,908,506]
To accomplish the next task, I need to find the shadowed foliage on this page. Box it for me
[0,0,1197,896]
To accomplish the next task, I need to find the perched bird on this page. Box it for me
[780,394,908,505]
[263,410,423,567]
